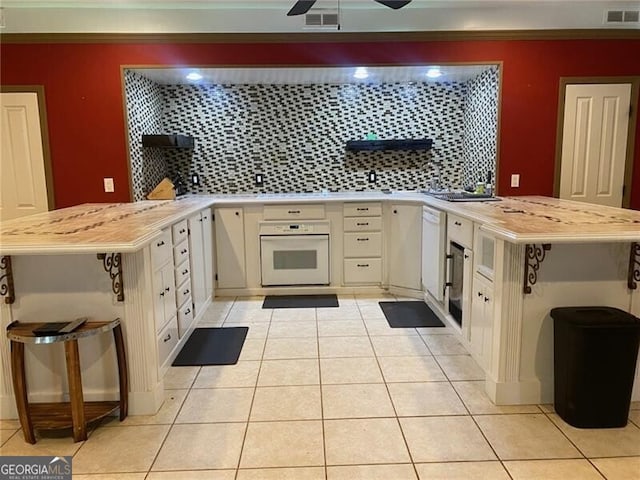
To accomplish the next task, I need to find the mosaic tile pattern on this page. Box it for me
[462,67,499,190]
[124,71,168,201]
[125,70,499,198]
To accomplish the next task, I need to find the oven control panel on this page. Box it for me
[259,221,330,235]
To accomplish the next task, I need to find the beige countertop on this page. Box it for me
[1,194,639,255]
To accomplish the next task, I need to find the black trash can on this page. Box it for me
[550,306,640,428]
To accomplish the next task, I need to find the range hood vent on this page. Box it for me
[142,134,194,148]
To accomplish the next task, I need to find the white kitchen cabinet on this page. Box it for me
[388,203,422,291]
[152,261,177,334]
[201,208,214,300]
[469,272,494,369]
[215,207,246,289]
[188,212,210,314]
[343,202,383,285]
[421,206,446,303]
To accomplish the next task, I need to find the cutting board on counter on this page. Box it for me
[147,178,176,200]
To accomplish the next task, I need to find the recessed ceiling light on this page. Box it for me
[186,72,203,81]
[353,67,369,79]
[426,67,443,79]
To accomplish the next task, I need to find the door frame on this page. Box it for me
[553,76,639,208]
[0,85,56,210]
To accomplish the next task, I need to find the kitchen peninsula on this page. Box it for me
[1,193,639,419]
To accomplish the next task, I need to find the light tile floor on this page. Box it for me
[2,294,640,479]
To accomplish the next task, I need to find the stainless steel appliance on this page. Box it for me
[447,241,467,326]
[260,221,330,286]
[421,206,446,303]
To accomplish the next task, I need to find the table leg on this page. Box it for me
[64,339,86,442]
[10,341,35,444]
[112,324,128,420]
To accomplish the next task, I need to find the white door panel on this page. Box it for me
[0,92,49,220]
[560,84,631,207]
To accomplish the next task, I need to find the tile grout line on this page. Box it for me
[315,306,329,480]
[233,304,272,479]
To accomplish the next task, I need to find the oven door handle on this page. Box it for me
[444,253,454,294]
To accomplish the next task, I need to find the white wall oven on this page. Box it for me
[260,221,330,286]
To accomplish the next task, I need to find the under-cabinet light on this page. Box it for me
[426,68,443,79]
[353,67,369,79]
[186,72,203,81]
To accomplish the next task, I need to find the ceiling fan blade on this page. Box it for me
[373,0,412,9]
[287,0,318,16]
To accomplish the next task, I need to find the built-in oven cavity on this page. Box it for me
[260,221,330,286]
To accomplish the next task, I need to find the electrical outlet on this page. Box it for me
[255,173,264,187]
[103,177,114,193]
[511,174,520,188]
[368,170,376,183]
[191,172,200,185]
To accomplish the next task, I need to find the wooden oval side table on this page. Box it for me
[6,318,128,444]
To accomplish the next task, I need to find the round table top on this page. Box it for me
[6,318,121,344]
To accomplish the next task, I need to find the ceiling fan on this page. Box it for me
[287,0,412,16]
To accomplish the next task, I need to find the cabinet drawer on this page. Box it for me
[343,202,382,217]
[343,258,382,284]
[157,317,179,366]
[174,259,191,286]
[343,216,382,232]
[344,232,382,257]
[172,219,189,244]
[447,214,473,249]
[175,278,192,308]
[173,239,190,266]
[151,229,172,269]
[177,302,194,337]
[263,204,325,220]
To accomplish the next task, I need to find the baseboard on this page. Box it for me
[485,377,546,405]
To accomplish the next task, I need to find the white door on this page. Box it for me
[0,92,49,220]
[559,83,631,207]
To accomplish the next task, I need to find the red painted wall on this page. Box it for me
[2,39,639,208]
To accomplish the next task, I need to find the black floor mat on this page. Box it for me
[172,327,248,366]
[379,301,445,328]
[263,294,339,309]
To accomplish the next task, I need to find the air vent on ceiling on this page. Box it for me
[605,9,639,24]
[304,9,339,29]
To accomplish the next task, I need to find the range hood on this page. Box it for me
[142,134,194,148]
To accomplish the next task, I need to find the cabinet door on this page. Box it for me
[188,212,206,315]
[469,273,493,369]
[389,204,422,290]
[201,208,214,299]
[215,208,246,289]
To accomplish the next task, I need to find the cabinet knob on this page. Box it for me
[184,289,190,295]
[179,229,186,234]
[156,240,165,247]
[477,291,483,297]
[163,333,171,342]
[160,291,165,297]
[454,221,462,226]
[393,210,397,214]
[182,269,188,275]
[484,296,490,302]
[165,287,170,292]
[235,211,240,216]
[356,208,369,211]
[464,254,469,259]
[288,210,301,214]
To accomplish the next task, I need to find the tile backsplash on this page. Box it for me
[125,68,498,200]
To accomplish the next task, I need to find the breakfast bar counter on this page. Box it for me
[1,193,639,418]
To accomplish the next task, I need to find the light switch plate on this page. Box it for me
[510,174,520,188]
[104,177,115,192]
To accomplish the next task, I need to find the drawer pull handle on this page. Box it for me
[165,287,170,292]
[477,291,483,297]
[464,254,469,259]
[288,210,301,214]
[179,229,186,234]
[356,208,369,211]
[163,333,171,342]
[356,222,369,226]
[181,249,187,254]
[182,269,189,275]
[357,264,370,268]
[185,308,191,315]
[454,221,462,226]
[156,240,165,247]
[183,289,190,295]
[160,291,165,297]
[356,238,369,242]
[484,296,490,303]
